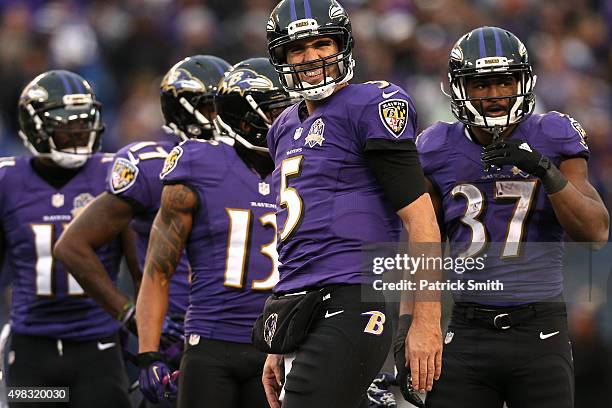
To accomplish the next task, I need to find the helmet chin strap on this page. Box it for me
[163,123,189,141]
[288,54,355,101]
[47,135,95,169]
[18,130,92,168]
[18,130,41,157]
[298,77,337,100]
[49,150,90,168]
[179,97,211,128]
[170,97,215,140]
[214,116,269,153]
[245,95,272,126]
[482,123,509,134]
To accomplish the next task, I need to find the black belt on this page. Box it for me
[453,298,566,330]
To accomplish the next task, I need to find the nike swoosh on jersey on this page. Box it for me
[382,90,399,99]
[539,331,560,340]
[324,310,344,319]
[96,341,116,351]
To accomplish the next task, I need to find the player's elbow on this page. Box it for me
[592,212,610,250]
[590,225,609,251]
[576,219,609,250]
[53,237,84,273]
[399,194,442,243]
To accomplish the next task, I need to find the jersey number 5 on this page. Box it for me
[279,155,304,241]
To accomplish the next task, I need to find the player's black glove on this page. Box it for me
[393,315,425,408]
[481,139,567,194]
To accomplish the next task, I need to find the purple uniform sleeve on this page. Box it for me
[357,82,418,144]
[107,145,149,207]
[160,141,199,184]
[541,112,590,160]
[107,141,175,209]
[0,158,16,217]
[416,122,452,177]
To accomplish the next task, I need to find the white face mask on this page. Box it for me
[283,54,355,101]
[48,135,95,168]
[297,77,337,100]
[49,149,91,168]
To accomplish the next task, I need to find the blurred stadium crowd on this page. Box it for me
[0,0,610,406]
[0,0,610,209]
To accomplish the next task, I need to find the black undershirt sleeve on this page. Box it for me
[364,139,427,212]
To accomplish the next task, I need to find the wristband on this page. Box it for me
[539,158,568,194]
[117,300,134,322]
[135,352,165,368]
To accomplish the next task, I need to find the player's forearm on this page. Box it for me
[548,183,609,246]
[137,185,193,351]
[399,292,414,316]
[144,184,195,282]
[120,226,142,298]
[398,194,442,319]
[410,230,442,324]
[136,274,169,352]
[54,241,129,317]
[406,222,442,324]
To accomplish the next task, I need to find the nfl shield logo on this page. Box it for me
[51,193,64,208]
[259,182,270,196]
[189,334,200,346]
[293,127,303,140]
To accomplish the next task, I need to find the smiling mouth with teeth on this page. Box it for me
[302,68,324,82]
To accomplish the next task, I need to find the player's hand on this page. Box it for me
[407,317,442,393]
[393,315,425,407]
[162,370,180,399]
[481,139,549,178]
[136,352,177,403]
[262,354,283,408]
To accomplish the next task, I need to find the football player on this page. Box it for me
[417,27,609,408]
[135,57,298,408]
[261,1,442,407]
[53,55,231,405]
[1,70,131,407]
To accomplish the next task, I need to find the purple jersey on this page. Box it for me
[0,153,123,340]
[160,140,277,343]
[107,141,190,316]
[267,82,417,293]
[417,112,589,303]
